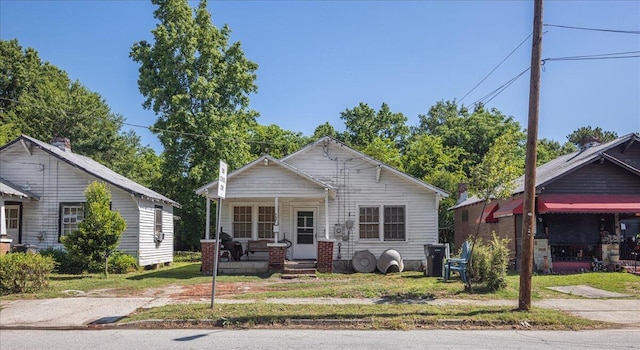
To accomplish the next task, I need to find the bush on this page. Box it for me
[174,251,202,263]
[0,252,55,295]
[40,247,87,274]
[86,251,138,274]
[108,251,138,274]
[468,233,511,291]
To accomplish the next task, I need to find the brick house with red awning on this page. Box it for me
[451,133,640,273]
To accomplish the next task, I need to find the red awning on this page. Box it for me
[537,194,640,214]
[493,198,524,218]
[476,202,499,223]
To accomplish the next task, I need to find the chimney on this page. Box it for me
[51,137,71,152]
[457,183,468,204]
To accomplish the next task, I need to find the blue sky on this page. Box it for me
[1,1,638,152]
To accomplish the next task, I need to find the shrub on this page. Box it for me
[86,251,138,274]
[40,247,87,274]
[174,251,202,263]
[108,251,138,274]
[468,233,511,291]
[0,252,55,295]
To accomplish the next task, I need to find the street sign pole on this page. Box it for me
[211,160,227,309]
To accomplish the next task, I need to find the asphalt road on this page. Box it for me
[2,329,639,350]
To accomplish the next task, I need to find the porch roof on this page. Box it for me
[0,177,39,200]
[195,155,337,199]
[537,194,640,214]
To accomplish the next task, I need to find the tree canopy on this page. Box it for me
[130,0,259,249]
[0,39,160,188]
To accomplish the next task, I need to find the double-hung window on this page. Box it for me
[358,205,406,241]
[257,206,275,239]
[233,206,253,238]
[232,205,276,239]
[154,205,163,235]
[59,203,85,239]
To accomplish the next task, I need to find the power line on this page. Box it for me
[0,97,294,147]
[472,66,531,106]
[544,23,640,35]
[543,50,640,62]
[459,32,533,104]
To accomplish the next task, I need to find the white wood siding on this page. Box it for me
[1,143,173,266]
[226,163,326,198]
[137,200,174,266]
[284,141,438,260]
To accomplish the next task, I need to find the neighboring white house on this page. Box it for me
[0,135,180,267]
[195,136,448,270]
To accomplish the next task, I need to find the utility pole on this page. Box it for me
[519,0,543,311]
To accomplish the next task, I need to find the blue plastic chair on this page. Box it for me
[444,241,471,284]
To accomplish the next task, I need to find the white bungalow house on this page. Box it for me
[0,135,180,267]
[195,136,448,271]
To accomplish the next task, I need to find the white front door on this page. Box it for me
[292,208,317,260]
[5,205,20,243]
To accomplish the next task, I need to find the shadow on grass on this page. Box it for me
[49,275,92,281]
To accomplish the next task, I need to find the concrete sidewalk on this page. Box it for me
[2,296,639,329]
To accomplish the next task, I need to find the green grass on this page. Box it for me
[4,263,637,329]
[3,263,638,300]
[122,303,602,330]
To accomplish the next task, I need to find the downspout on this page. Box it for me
[205,189,210,240]
[325,188,330,240]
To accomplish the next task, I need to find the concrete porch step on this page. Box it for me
[281,273,317,279]
[282,260,317,278]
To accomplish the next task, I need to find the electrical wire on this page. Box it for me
[544,24,640,35]
[472,66,531,106]
[543,50,640,62]
[459,32,533,104]
[0,96,296,147]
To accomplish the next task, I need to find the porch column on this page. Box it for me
[324,188,329,240]
[274,196,279,243]
[0,199,12,255]
[0,199,6,236]
[267,242,287,273]
[205,190,211,240]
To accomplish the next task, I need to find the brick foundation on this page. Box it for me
[0,238,12,255]
[317,239,335,273]
[268,243,287,273]
[200,239,218,274]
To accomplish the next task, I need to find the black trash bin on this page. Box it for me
[424,244,447,277]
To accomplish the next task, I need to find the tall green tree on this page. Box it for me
[341,102,409,149]
[311,122,343,141]
[62,181,126,276]
[248,124,308,159]
[0,39,161,188]
[537,138,576,165]
[415,101,522,175]
[130,0,259,249]
[567,126,617,147]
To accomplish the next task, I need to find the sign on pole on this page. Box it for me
[218,160,227,199]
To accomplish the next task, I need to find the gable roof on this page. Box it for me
[451,133,640,209]
[0,176,40,200]
[195,154,338,199]
[282,136,449,197]
[0,135,179,207]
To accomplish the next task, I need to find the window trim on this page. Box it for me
[230,203,279,240]
[58,202,85,241]
[154,205,163,234]
[357,203,407,242]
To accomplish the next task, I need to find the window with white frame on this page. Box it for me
[359,206,380,239]
[358,205,406,241]
[384,206,405,241]
[233,206,252,238]
[154,205,163,234]
[60,203,85,238]
[258,206,275,239]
